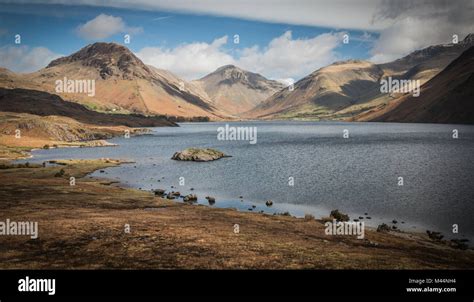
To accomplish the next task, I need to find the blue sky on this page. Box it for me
[0,3,373,57]
[0,2,376,80]
[0,1,471,80]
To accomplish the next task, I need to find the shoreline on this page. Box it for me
[12,125,474,246]
[0,158,472,269]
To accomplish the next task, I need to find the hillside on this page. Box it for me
[379,33,474,83]
[246,60,384,119]
[355,46,474,124]
[192,65,285,116]
[0,88,176,127]
[0,111,148,159]
[0,43,230,120]
[246,34,474,121]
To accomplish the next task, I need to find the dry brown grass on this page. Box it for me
[0,159,473,269]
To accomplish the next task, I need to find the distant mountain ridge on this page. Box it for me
[0,42,230,120]
[1,35,473,124]
[245,60,384,119]
[379,33,474,82]
[192,65,285,116]
[246,34,474,121]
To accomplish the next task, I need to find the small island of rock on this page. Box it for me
[171,148,230,162]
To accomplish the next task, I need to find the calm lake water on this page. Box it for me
[22,121,474,241]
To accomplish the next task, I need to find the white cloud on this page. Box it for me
[5,0,388,31]
[12,0,472,64]
[136,31,343,80]
[136,36,235,80]
[4,1,471,71]
[369,0,474,63]
[369,17,442,63]
[0,45,62,73]
[238,31,342,80]
[76,14,143,40]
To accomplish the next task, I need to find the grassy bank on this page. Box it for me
[0,111,150,160]
[0,158,473,269]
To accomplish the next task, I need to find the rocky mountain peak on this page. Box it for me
[203,65,282,91]
[221,66,248,82]
[46,42,151,80]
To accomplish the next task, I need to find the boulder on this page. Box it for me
[329,209,349,222]
[205,196,216,204]
[265,200,273,207]
[426,230,444,241]
[377,223,391,233]
[171,148,230,162]
[166,193,175,200]
[153,189,165,196]
[183,194,198,202]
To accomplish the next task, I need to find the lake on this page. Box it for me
[22,121,474,241]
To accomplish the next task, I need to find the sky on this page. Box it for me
[0,0,473,81]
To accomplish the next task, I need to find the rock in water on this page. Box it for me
[153,189,165,196]
[183,194,197,202]
[171,148,229,162]
[205,196,216,204]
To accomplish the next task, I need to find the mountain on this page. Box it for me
[0,43,230,120]
[355,46,474,124]
[379,33,474,83]
[246,34,474,121]
[246,60,384,119]
[192,65,285,116]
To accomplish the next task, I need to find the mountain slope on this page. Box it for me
[246,60,384,119]
[0,87,176,127]
[192,65,285,116]
[356,46,474,124]
[379,34,474,83]
[0,43,229,120]
[246,34,474,121]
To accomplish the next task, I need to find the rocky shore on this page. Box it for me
[0,158,473,269]
[0,111,150,160]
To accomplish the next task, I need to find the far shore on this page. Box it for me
[0,158,473,269]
